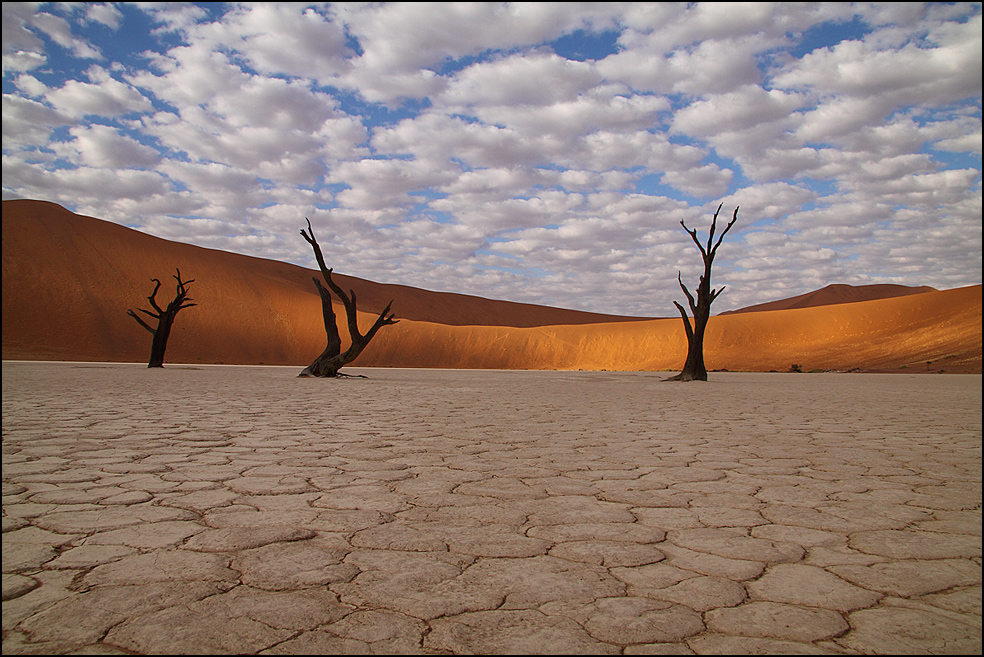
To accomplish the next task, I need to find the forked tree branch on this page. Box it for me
[299,218,398,377]
[668,204,739,382]
[127,268,196,368]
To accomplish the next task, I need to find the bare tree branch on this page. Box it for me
[672,301,695,343]
[710,207,739,256]
[667,205,739,382]
[299,218,398,377]
[146,278,165,314]
[126,309,155,333]
[127,268,196,368]
[677,272,698,315]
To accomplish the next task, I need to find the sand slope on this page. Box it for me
[3,199,981,373]
[357,286,982,373]
[721,283,937,313]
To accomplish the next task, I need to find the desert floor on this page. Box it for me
[2,361,981,655]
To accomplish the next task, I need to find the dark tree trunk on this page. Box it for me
[666,204,738,382]
[298,219,397,378]
[127,269,196,368]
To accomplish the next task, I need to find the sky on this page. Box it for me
[3,2,982,317]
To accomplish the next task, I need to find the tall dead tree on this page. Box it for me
[298,218,398,377]
[666,204,738,382]
[127,269,196,368]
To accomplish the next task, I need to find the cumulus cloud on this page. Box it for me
[660,165,733,198]
[16,7,104,60]
[84,4,124,30]
[56,123,161,168]
[726,182,818,220]
[2,2,980,316]
[774,13,982,105]
[331,157,458,214]
[45,66,154,118]
[441,52,603,108]
[337,2,616,74]
[672,86,808,138]
[934,129,983,155]
[213,4,353,79]
[1,93,73,148]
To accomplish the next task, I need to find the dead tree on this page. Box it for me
[127,269,196,368]
[298,218,398,377]
[666,204,738,382]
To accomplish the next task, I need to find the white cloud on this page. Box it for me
[672,86,808,139]
[56,123,161,168]
[331,2,619,104]
[44,66,153,118]
[441,52,603,108]
[934,129,983,155]
[452,89,670,143]
[142,3,209,35]
[130,62,367,182]
[433,189,585,232]
[597,36,765,95]
[2,50,45,73]
[12,72,49,97]
[22,9,103,59]
[3,159,172,205]
[126,44,250,109]
[441,166,545,201]
[373,113,545,169]
[330,157,458,215]
[2,3,46,54]
[566,130,707,173]
[660,164,733,199]
[84,4,124,30]
[337,2,617,74]
[2,2,981,316]
[839,168,982,210]
[774,13,982,106]
[725,182,818,220]
[0,93,73,148]
[201,4,353,80]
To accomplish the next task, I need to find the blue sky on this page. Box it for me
[3,2,981,316]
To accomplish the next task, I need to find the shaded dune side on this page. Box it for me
[2,199,647,366]
[3,199,982,372]
[721,283,938,314]
[3,201,325,365]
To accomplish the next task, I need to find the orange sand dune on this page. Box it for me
[357,286,982,373]
[1,200,646,366]
[721,282,938,314]
[3,199,981,373]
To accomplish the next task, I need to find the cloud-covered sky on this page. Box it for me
[3,2,981,316]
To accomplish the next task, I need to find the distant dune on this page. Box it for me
[3,199,981,373]
[721,283,938,314]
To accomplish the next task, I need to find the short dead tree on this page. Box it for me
[298,218,398,378]
[127,269,196,368]
[666,204,738,382]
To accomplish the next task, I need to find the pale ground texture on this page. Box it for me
[2,361,981,655]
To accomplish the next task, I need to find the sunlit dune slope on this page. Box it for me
[356,286,982,373]
[3,199,981,373]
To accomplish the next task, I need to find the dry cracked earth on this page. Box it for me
[2,363,981,654]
